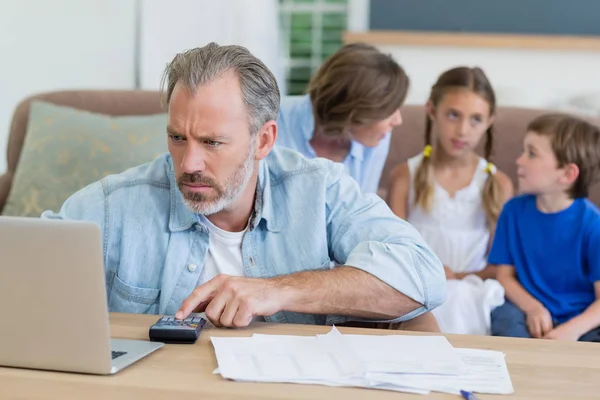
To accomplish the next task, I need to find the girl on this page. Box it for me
[387,67,514,335]
[276,43,409,194]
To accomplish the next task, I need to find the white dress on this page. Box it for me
[406,154,505,335]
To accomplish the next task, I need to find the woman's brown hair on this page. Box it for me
[307,43,409,136]
[413,67,503,227]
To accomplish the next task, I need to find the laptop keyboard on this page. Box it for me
[111,351,127,360]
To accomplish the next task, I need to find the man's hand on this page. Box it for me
[176,274,285,328]
[543,322,582,341]
[525,303,553,338]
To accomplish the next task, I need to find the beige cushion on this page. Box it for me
[3,101,168,216]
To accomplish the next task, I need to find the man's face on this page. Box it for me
[167,71,256,215]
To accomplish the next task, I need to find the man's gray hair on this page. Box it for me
[161,42,280,134]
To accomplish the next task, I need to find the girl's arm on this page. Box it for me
[386,163,411,220]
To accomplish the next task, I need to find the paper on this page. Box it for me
[342,334,465,375]
[367,348,514,395]
[211,327,364,383]
[211,327,514,396]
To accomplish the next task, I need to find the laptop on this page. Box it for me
[0,216,164,374]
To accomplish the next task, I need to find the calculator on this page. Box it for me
[148,315,207,344]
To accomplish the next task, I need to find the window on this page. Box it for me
[279,0,349,95]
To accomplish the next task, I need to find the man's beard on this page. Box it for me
[177,145,256,215]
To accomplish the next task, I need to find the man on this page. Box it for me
[43,43,445,328]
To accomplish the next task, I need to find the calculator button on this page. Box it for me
[192,317,201,323]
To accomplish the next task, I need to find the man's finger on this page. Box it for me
[204,291,230,328]
[220,299,239,328]
[233,302,254,328]
[176,278,221,319]
[192,299,211,313]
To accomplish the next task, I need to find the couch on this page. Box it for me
[0,90,165,215]
[383,105,600,205]
[2,90,600,215]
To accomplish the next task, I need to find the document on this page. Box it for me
[367,348,514,395]
[341,334,465,374]
[211,327,364,383]
[211,327,514,396]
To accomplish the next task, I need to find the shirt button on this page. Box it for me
[188,264,197,272]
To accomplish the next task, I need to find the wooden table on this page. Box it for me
[1,313,599,399]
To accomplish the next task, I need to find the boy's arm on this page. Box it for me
[496,265,553,338]
[547,221,600,340]
[544,282,600,341]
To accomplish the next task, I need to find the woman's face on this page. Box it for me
[349,109,403,148]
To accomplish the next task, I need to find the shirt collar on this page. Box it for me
[167,156,197,232]
[249,157,280,232]
[348,140,365,161]
[167,155,279,233]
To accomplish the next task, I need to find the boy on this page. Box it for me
[489,114,600,342]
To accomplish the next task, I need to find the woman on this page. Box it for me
[276,43,410,194]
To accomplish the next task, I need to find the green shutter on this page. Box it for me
[279,0,348,95]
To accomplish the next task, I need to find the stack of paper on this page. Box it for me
[211,327,514,395]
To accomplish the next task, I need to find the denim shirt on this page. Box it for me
[276,95,392,194]
[42,146,445,325]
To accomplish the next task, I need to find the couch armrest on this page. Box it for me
[0,172,13,214]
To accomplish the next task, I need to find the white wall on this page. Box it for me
[0,0,136,174]
[378,44,600,115]
[139,0,286,92]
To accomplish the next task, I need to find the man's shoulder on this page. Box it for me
[276,95,313,148]
[42,153,173,221]
[266,146,344,186]
[100,153,172,195]
[62,153,171,206]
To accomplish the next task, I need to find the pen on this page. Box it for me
[460,390,482,400]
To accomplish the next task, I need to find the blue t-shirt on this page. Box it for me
[276,95,392,194]
[488,195,600,322]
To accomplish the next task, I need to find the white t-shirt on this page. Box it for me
[198,216,247,285]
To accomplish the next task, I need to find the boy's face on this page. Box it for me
[516,132,573,195]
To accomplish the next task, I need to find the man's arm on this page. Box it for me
[274,266,420,319]
[324,164,445,324]
[178,164,445,328]
[177,266,421,327]
[41,181,106,227]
